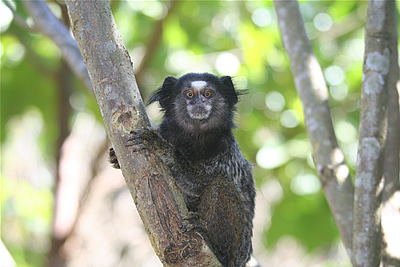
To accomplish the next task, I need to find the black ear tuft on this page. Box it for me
[147,76,177,108]
[220,76,234,88]
[162,76,178,87]
[220,76,238,105]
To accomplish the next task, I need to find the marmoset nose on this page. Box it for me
[189,98,205,105]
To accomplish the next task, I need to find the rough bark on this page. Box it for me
[273,0,354,260]
[65,1,220,266]
[352,1,395,266]
[23,0,92,91]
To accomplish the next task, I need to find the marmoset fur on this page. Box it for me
[110,73,255,267]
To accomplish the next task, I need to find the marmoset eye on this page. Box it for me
[204,91,212,97]
[186,92,194,98]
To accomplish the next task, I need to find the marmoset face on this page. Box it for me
[172,79,227,131]
[183,81,215,120]
[149,73,239,133]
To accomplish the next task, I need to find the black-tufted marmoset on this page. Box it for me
[110,73,255,267]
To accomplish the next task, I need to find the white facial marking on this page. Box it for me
[188,105,212,119]
[191,81,207,91]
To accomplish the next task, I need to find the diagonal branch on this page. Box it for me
[352,0,396,266]
[23,0,92,91]
[273,0,354,260]
[64,1,220,266]
[4,0,35,31]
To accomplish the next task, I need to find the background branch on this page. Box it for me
[383,4,400,198]
[7,24,53,76]
[3,0,35,31]
[381,36,400,262]
[23,0,92,91]
[64,1,220,266]
[352,0,395,266]
[379,1,399,266]
[134,0,178,91]
[273,0,354,260]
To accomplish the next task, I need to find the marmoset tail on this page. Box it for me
[110,73,255,267]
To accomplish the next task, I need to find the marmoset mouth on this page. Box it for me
[188,106,211,120]
[188,111,210,120]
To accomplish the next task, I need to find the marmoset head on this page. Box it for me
[148,73,240,132]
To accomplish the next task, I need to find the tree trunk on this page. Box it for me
[65,1,220,266]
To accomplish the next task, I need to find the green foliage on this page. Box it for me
[1,33,59,152]
[1,176,52,267]
[267,191,338,251]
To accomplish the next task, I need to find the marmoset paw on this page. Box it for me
[109,148,120,169]
[126,127,164,152]
[180,212,206,233]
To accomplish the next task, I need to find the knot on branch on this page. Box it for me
[317,165,335,188]
[111,105,139,134]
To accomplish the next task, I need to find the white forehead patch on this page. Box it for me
[191,81,207,91]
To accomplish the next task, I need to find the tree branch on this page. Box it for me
[64,1,220,266]
[7,24,53,77]
[23,0,92,91]
[273,0,354,260]
[382,57,400,264]
[383,2,400,198]
[135,0,178,90]
[352,1,395,266]
[4,0,35,31]
[379,1,399,266]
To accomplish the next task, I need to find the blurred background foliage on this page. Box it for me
[1,1,398,266]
